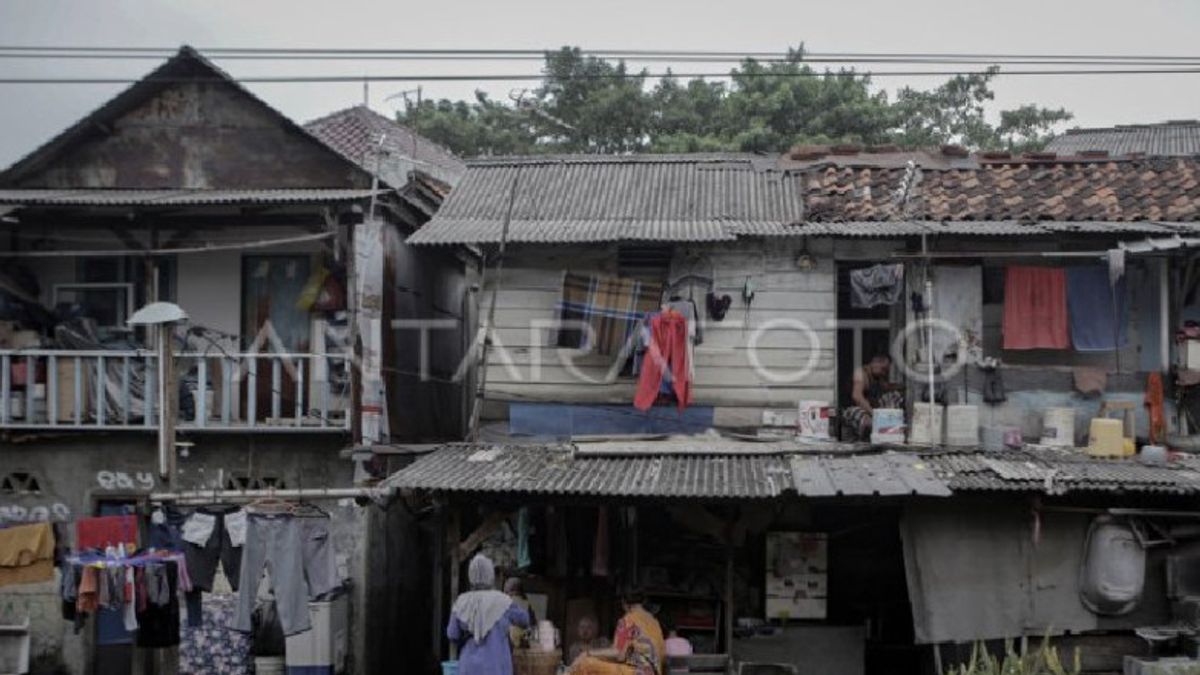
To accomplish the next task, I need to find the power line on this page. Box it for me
[1,68,1199,85]
[3,52,1200,67]
[3,45,1200,60]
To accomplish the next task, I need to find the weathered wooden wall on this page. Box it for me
[11,80,366,189]
[480,239,837,420]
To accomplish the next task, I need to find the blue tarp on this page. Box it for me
[509,403,714,438]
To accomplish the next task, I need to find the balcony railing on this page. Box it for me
[0,349,351,432]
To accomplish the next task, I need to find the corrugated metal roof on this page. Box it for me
[0,188,381,207]
[1046,122,1200,157]
[790,453,950,497]
[388,443,1200,499]
[386,443,951,499]
[409,155,805,245]
[386,443,794,499]
[923,449,1200,495]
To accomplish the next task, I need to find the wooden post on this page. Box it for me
[448,507,462,660]
[431,504,446,664]
[724,540,734,656]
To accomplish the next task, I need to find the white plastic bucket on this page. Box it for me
[254,657,285,675]
[908,403,944,446]
[1041,407,1076,447]
[946,404,980,447]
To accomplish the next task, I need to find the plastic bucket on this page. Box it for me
[254,657,285,675]
[871,408,905,445]
[982,425,1006,452]
[946,404,980,446]
[908,403,944,445]
[442,661,459,675]
[797,400,831,439]
[1041,407,1076,447]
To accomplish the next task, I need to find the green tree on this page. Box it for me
[396,46,1073,157]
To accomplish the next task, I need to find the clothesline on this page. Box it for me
[65,550,186,568]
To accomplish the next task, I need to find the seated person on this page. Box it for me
[504,577,537,649]
[663,623,693,673]
[569,589,664,675]
[567,615,611,664]
[842,353,904,440]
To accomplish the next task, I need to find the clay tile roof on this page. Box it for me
[802,156,1200,222]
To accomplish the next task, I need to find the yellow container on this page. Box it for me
[1087,418,1128,457]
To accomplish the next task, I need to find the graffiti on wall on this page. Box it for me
[95,470,155,491]
[0,502,70,523]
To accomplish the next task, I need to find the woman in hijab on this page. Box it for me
[447,554,530,675]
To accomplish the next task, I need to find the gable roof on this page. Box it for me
[304,105,465,187]
[1046,121,1200,157]
[0,46,372,188]
[407,154,805,245]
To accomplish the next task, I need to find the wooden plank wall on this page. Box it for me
[479,238,837,423]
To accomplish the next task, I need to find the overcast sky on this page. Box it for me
[0,0,1197,167]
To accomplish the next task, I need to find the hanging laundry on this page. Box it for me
[183,506,244,596]
[556,273,664,356]
[931,266,983,364]
[634,309,692,412]
[232,514,337,637]
[76,515,138,551]
[1066,266,1129,352]
[0,522,55,587]
[850,264,904,309]
[1002,266,1069,350]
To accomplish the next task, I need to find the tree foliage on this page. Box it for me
[398,46,1072,157]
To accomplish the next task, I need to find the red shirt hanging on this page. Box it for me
[634,309,692,412]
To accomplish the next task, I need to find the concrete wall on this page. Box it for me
[0,433,371,675]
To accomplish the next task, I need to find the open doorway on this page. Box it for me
[835,263,904,440]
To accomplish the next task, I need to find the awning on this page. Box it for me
[384,443,951,500]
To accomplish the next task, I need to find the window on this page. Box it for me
[224,474,288,491]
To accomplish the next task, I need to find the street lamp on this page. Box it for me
[128,302,188,483]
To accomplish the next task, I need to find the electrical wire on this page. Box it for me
[2,45,1200,60]
[1,68,1199,85]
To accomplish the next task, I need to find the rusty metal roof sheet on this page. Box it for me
[408,155,805,245]
[385,443,951,499]
[0,188,381,207]
[1046,121,1200,157]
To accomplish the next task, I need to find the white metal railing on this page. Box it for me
[0,349,351,432]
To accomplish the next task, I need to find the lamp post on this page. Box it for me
[128,302,188,485]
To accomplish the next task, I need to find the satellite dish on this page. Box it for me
[127,302,188,326]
